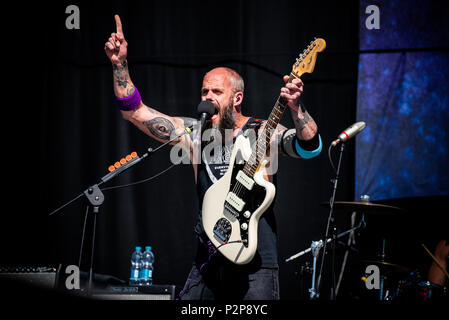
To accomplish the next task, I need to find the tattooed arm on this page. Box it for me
[126,105,195,146]
[115,67,195,148]
[275,75,321,159]
[113,64,196,150]
[110,60,184,142]
[253,73,319,158]
[112,60,136,98]
[104,15,195,149]
[280,76,318,141]
[289,101,317,141]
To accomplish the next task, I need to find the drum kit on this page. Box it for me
[286,197,448,301]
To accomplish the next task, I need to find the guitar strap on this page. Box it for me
[201,117,262,184]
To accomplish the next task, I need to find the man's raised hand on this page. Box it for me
[104,15,128,64]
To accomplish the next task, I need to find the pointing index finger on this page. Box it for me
[114,14,124,37]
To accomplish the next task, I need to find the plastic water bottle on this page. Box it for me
[129,246,143,286]
[140,246,154,286]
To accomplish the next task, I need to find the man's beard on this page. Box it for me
[206,100,236,144]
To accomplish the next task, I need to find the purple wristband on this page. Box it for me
[115,87,142,111]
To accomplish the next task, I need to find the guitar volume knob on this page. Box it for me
[243,211,251,219]
[241,223,248,230]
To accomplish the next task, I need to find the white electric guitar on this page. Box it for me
[202,38,326,264]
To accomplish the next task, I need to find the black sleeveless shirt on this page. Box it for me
[194,117,279,269]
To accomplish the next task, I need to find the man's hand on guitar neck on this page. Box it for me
[280,75,303,108]
[281,75,317,141]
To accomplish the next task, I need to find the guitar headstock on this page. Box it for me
[291,38,326,78]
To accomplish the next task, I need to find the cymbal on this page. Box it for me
[362,260,411,273]
[321,201,406,215]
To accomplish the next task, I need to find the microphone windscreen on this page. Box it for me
[197,100,215,118]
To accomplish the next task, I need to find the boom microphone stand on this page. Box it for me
[316,141,345,300]
[49,126,193,294]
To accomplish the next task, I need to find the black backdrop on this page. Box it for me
[2,0,361,299]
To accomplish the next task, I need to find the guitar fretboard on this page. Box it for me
[242,74,297,177]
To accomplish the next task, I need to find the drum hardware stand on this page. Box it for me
[309,240,323,299]
[48,126,193,295]
[285,216,366,299]
[296,262,313,299]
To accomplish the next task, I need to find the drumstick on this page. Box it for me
[421,243,449,280]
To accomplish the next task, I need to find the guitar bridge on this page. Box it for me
[224,201,240,218]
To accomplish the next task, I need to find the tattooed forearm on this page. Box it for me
[290,103,317,140]
[291,107,312,131]
[112,60,129,89]
[143,117,175,140]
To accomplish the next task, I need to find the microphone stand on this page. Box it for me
[316,141,345,300]
[285,215,366,299]
[49,127,192,295]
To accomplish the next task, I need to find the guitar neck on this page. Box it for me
[243,73,299,177]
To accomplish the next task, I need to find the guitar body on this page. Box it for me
[201,135,276,265]
[201,38,325,264]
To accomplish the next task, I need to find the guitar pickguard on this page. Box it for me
[216,163,266,247]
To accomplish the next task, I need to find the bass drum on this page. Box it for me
[394,280,447,301]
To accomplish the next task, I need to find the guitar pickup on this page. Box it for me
[236,171,255,190]
[225,192,245,212]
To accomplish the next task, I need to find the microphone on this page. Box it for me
[331,121,366,146]
[194,100,215,144]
